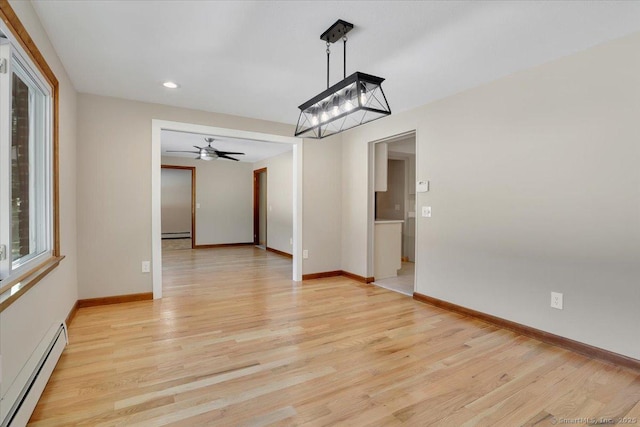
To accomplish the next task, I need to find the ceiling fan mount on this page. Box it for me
[166,137,245,161]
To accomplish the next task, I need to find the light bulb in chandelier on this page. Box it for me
[309,106,318,125]
[343,89,355,111]
[331,96,341,117]
[318,102,331,122]
[359,84,368,106]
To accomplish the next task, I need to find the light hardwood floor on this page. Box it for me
[162,238,192,251]
[30,247,640,426]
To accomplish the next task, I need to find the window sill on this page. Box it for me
[0,255,65,313]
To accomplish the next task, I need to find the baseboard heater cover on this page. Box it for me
[161,232,191,240]
[1,323,68,427]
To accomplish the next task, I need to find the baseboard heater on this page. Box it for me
[1,323,68,427]
[162,231,191,239]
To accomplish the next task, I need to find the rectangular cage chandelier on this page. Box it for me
[294,20,391,139]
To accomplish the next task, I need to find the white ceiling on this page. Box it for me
[33,1,640,126]
[161,130,292,163]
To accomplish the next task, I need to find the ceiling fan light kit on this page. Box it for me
[294,19,391,139]
[166,137,246,161]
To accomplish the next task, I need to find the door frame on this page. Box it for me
[161,165,196,249]
[253,167,267,246]
[367,130,417,292]
[152,119,303,299]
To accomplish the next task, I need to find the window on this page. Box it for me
[0,28,54,283]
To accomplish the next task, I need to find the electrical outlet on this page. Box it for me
[551,292,563,310]
[289,237,293,245]
[303,250,309,259]
[141,261,151,273]
[421,206,431,218]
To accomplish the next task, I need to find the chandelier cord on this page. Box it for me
[326,41,331,89]
[343,35,347,79]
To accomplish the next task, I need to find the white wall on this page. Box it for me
[160,168,191,235]
[161,156,253,245]
[1,0,78,408]
[253,149,293,255]
[77,93,307,298]
[341,32,640,359]
[302,137,343,274]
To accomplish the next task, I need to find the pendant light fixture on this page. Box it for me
[294,19,391,139]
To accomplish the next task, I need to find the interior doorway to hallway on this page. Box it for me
[151,120,303,299]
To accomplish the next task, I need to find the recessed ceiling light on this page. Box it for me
[163,81,179,89]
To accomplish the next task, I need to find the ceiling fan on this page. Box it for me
[166,137,245,161]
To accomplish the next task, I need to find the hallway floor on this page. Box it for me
[161,237,192,251]
[374,261,415,296]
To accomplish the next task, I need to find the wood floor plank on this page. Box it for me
[29,246,640,426]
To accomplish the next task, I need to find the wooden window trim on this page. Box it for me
[0,1,63,312]
[0,255,64,311]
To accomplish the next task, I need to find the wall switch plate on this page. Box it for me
[417,181,430,192]
[141,261,151,273]
[303,250,309,259]
[551,292,563,310]
[196,203,201,209]
[289,237,293,245]
[421,206,431,218]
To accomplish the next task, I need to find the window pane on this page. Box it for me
[11,72,32,259]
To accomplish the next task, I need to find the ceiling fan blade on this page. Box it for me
[215,151,245,155]
[166,150,200,154]
[218,154,240,161]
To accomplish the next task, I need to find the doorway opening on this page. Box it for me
[368,131,417,296]
[253,167,267,248]
[161,165,195,250]
[152,120,303,299]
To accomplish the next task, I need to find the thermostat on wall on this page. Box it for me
[416,180,429,192]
